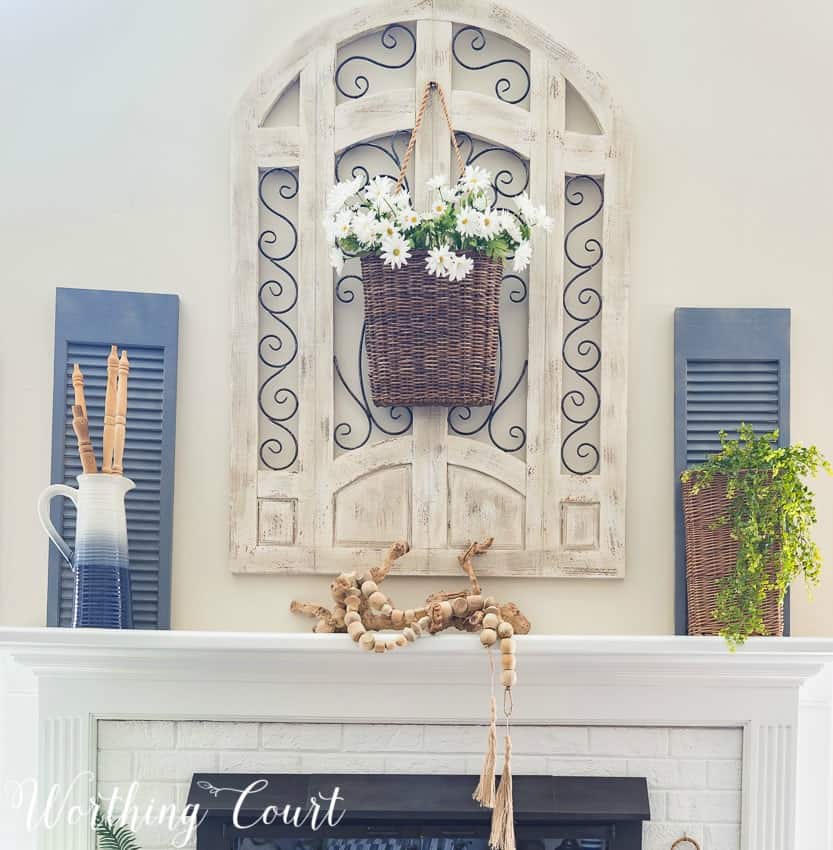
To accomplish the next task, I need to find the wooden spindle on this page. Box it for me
[71,363,87,419]
[112,350,130,475]
[102,345,119,473]
[72,404,97,474]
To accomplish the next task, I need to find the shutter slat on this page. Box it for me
[48,288,179,630]
[674,308,790,636]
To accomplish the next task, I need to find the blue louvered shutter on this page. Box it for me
[48,288,179,629]
[674,308,790,634]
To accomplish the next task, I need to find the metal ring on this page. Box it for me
[670,837,701,850]
[503,686,513,717]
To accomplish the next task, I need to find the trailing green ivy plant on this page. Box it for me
[94,805,141,850]
[682,424,831,648]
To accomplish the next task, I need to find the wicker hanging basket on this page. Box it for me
[681,473,784,637]
[360,81,503,408]
[362,250,502,407]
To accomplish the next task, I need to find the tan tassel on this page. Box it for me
[473,693,497,807]
[489,732,515,850]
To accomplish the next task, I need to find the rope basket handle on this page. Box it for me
[394,81,466,193]
[670,837,701,850]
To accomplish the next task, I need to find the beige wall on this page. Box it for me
[1,0,832,635]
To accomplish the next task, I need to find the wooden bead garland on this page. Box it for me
[290,537,529,850]
[480,628,497,646]
[499,624,517,684]
[452,596,469,617]
[368,591,387,610]
[482,612,499,630]
[290,537,530,654]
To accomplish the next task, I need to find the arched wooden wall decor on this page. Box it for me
[230,0,630,577]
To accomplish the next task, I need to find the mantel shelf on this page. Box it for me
[3,628,833,690]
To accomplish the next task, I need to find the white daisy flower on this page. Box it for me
[325,176,362,214]
[513,239,532,273]
[515,192,535,221]
[471,192,488,211]
[514,190,532,212]
[455,206,480,239]
[513,193,552,230]
[324,210,353,241]
[478,210,501,239]
[536,207,554,232]
[397,207,421,230]
[460,164,491,193]
[352,210,380,246]
[425,243,453,277]
[322,214,340,242]
[330,246,345,274]
[429,198,448,218]
[376,219,402,241]
[447,253,474,282]
[427,174,448,191]
[380,234,411,269]
[500,211,523,244]
[335,210,353,236]
[390,188,412,210]
[363,176,396,209]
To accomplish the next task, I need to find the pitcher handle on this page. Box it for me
[37,484,79,567]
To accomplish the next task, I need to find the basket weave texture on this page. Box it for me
[360,250,503,407]
[681,473,784,636]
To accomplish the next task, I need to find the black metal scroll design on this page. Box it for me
[561,175,604,476]
[258,168,299,471]
[334,132,411,201]
[451,26,531,105]
[445,135,529,451]
[333,277,413,451]
[335,24,417,100]
[454,132,529,211]
[447,277,528,454]
[332,134,414,450]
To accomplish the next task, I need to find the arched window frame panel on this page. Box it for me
[230,1,630,577]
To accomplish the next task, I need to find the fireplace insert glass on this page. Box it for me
[189,774,647,850]
[236,839,608,850]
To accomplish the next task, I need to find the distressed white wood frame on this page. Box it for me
[230,0,630,577]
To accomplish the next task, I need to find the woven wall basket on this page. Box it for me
[361,250,502,407]
[681,473,784,636]
[358,80,504,408]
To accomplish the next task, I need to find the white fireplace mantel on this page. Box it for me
[2,628,833,849]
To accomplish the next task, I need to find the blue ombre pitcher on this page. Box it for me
[37,474,134,629]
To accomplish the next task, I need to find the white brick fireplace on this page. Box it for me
[2,630,832,850]
[97,719,742,850]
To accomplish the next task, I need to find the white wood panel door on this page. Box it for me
[230,0,630,577]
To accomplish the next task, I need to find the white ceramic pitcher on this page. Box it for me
[37,474,135,628]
